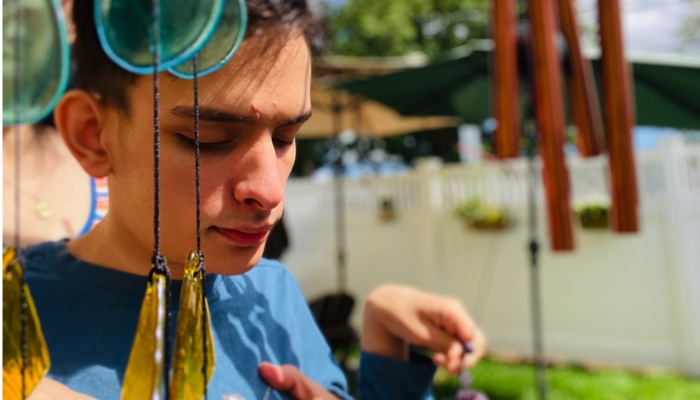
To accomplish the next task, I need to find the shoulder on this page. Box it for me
[22,240,67,277]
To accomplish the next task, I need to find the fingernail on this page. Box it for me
[463,341,474,353]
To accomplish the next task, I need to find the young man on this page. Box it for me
[24,0,485,399]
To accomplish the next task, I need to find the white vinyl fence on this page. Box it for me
[282,136,700,376]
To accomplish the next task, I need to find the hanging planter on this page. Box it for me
[573,197,610,229]
[378,197,397,221]
[455,197,511,231]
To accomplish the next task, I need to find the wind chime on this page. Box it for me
[3,0,70,398]
[93,0,246,398]
[488,1,638,399]
[492,0,638,251]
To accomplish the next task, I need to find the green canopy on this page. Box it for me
[337,48,700,131]
[631,54,700,130]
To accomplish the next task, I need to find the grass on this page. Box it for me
[433,359,700,400]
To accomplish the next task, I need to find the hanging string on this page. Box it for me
[193,56,202,256]
[13,0,27,397]
[149,0,172,395]
[151,0,161,259]
[192,54,209,400]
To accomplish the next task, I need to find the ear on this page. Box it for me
[54,90,111,178]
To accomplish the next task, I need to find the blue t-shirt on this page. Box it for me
[24,241,437,400]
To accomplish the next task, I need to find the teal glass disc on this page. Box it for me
[169,0,247,79]
[95,0,224,75]
[2,0,70,126]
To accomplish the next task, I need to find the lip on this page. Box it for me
[215,226,270,247]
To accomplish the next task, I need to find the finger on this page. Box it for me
[438,302,476,344]
[444,340,464,374]
[259,362,335,400]
[465,329,487,369]
[432,352,447,366]
[259,363,291,391]
[28,378,96,400]
[418,320,466,354]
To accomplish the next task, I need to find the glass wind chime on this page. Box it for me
[94,0,246,398]
[2,0,70,398]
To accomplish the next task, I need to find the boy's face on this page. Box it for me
[102,33,311,275]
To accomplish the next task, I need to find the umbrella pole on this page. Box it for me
[522,19,548,400]
[527,141,547,400]
[332,102,347,293]
[334,158,346,293]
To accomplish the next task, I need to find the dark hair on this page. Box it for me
[72,0,316,112]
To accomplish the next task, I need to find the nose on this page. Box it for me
[232,135,285,211]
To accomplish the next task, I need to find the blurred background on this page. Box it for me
[271,0,700,398]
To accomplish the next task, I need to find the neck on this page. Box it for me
[66,216,187,279]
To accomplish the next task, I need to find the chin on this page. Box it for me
[206,244,264,276]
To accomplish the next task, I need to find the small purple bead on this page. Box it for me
[463,341,474,354]
[459,370,473,387]
[455,390,488,400]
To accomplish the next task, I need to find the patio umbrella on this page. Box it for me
[336,47,700,131]
[297,88,456,139]
[337,46,492,126]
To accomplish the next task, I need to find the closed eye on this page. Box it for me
[273,138,294,148]
[175,133,231,150]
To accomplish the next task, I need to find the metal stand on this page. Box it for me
[334,159,346,293]
[332,101,347,293]
[527,134,548,400]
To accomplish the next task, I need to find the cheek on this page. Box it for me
[198,177,226,217]
[160,143,197,216]
[279,143,296,181]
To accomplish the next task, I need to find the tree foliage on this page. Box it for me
[679,0,700,52]
[328,0,490,57]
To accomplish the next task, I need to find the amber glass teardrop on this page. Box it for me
[3,247,50,399]
[120,271,168,400]
[169,251,215,400]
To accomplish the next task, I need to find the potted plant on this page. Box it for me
[455,197,510,230]
[573,196,610,229]
[379,197,397,221]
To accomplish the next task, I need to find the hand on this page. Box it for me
[27,378,96,400]
[361,284,487,374]
[258,362,339,400]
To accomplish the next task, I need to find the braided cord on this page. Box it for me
[192,54,209,400]
[13,0,27,397]
[150,0,172,396]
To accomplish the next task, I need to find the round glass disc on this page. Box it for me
[169,0,247,78]
[2,0,70,126]
[95,0,224,74]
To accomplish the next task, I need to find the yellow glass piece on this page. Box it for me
[120,271,167,400]
[170,251,215,400]
[3,247,50,399]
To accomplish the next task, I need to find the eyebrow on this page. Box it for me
[169,105,312,127]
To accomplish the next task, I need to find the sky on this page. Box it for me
[320,0,700,55]
[575,0,699,53]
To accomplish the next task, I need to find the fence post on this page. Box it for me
[659,136,700,376]
[415,157,444,293]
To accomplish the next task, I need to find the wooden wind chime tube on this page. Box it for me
[528,0,574,251]
[491,0,521,158]
[558,0,605,157]
[599,0,639,232]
